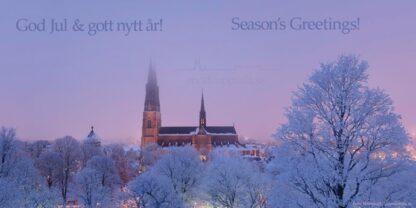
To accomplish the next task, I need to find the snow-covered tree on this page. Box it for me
[81,140,103,168]
[9,158,58,207]
[204,155,269,208]
[53,136,81,207]
[75,167,109,208]
[86,156,121,190]
[0,127,17,177]
[153,146,203,205]
[271,55,411,208]
[0,177,18,208]
[27,140,50,159]
[75,155,121,207]
[0,128,59,207]
[245,170,270,208]
[140,143,163,168]
[1,157,59,208]
[128,170,183,208]
[356,159,416,207]
[36,151,62,188]
[125,147,141,178]
[104,144,140,186]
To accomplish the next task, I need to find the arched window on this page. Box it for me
[147,120,152,128]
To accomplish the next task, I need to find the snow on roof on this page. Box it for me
[123,144,140,152]
[84,126,101,143]
[158,126,237,135]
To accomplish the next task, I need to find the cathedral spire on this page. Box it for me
[144,62,160,111]
[199,92,206,128]
[147,61,157,85]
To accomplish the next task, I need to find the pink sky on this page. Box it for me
[0,1,415,144]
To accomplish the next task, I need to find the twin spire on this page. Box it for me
[144,62,206,127]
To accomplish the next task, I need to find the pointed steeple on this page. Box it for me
[199,92,206,128]
[144,62,160,111]
[87,126,95,138]
[147,61,157,85]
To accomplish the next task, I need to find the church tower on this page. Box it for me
[141,63,161,147]
[197,93,207,135]
[195,92,212,153]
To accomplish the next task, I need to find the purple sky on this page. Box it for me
[1,1,415,144]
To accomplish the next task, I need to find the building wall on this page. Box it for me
[193,134,213,153]
[157,135,192,146]
[156,134,240,155]
[211,135,239,145]
[141,111,161,147]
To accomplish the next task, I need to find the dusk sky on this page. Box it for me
[1,1,415,144]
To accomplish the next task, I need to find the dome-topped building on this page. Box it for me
[85,126,101,147]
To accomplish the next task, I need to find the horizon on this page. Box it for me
[1,1,415,145]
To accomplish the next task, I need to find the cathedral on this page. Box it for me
[140,65,242,154]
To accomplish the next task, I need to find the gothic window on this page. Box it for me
[147,120,152,128]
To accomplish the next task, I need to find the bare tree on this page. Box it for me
[273,55,410,208]
[27,140,51,159]
[36,151,62,188]
[104,144,140,186]
[245,171,270,208]
[53,136,81,207]
[0,127,17,177]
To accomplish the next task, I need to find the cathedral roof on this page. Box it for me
[159,126,236,135]
[206,126,237,134]
[159,126,196,134]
